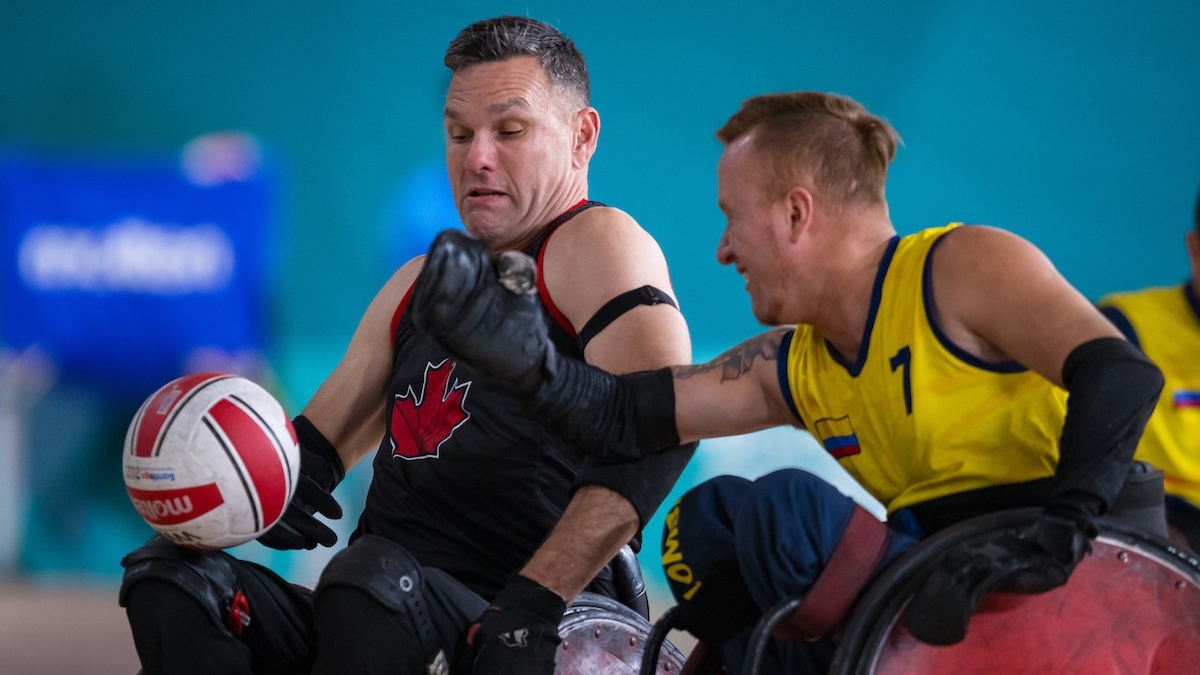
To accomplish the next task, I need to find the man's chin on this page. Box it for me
[462,218,502,239]
[462,220,519,250]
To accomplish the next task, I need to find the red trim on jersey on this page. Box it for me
[391,198,591,342]
[536,198,589,337]
[537,242,576,337]
[390,284,417,346]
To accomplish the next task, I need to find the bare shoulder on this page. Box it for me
[932,225,1064,312]
[389,254,425,294]
[544,206,669,277]
[363,255,425,321]
[933,224,1050,275]
[930,224,1116,378]
[541,206,676,327]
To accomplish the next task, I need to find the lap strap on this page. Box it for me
[776,504,890,640]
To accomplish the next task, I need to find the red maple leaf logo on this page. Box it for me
[389,359,472,460]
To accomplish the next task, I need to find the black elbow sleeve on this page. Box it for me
[1053,336,1164,527]
[573,441,699,536]
[534,360,680,461]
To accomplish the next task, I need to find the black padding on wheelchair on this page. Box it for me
[119,535,238,620]
[1104,460,1169,538]
[612,544,650,620]
[557,592,686,675]
[819,508,1200,675]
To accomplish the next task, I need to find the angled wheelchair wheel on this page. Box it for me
[828,508,1200,675]
[557,592,687,675]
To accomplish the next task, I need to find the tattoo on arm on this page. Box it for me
[672,330,785,383]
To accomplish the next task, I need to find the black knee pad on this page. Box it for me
[316,535,436,658]
[119,535,239,624]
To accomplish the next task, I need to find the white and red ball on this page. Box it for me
[123,372,299,549]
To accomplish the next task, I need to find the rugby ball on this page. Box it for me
[123,372,299,549]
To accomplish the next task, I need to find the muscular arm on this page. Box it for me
[520,208,691,600]
[931,226,1161,523]
[299,259,423,473]
[672,327,799,443]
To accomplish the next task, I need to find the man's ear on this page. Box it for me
[784,186,814,242]
[572,107,600,169]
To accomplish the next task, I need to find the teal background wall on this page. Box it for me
[2,0,1199,601]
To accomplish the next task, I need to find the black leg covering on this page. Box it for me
[125,579,254,675]
[314,585,431,675]
[314,535,488,675]
[121,536,316,675]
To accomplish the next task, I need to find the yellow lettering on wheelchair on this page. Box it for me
[666,562,702,600]
[661,501,702,599]
[661,503,683,565]
[661,532,683,565]
[666,561,693,585]
[664,499,681,530]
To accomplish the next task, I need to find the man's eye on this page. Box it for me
[499,128,524,137]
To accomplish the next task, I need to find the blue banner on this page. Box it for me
[0,147,274,395]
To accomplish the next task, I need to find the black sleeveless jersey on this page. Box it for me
[353,202,600,599]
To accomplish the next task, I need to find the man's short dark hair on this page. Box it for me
[444,16,590,109]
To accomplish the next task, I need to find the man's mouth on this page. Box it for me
[467,188,505,198]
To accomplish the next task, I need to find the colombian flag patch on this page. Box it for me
[1174,390,1200,408]
[815,416,861,459]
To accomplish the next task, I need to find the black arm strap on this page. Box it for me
[577,285,678,351]
[1052,336,1163,532]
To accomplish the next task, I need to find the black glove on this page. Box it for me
[257,415,345,550]
[468,574,565,675]
[902,513,1090,645]
[410,229,553,395]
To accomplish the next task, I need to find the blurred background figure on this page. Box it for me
[1099,184,1200,553]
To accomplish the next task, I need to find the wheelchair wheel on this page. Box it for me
[558,592,687,675]
[828,508,1200,675]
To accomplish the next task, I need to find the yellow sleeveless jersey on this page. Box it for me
[780,224,1068,515]
[1099,284,1200,507]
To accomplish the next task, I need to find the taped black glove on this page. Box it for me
[257,415,344,550]
[468,574,565,675]
[902,513,1089,645]
[410,229,552,395]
